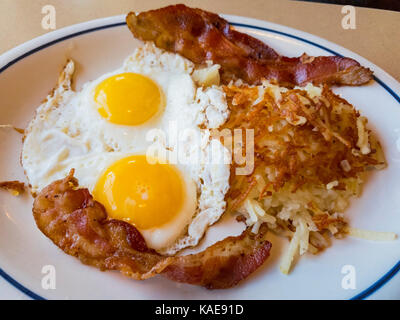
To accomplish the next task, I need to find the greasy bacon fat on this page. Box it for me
[33,170,272,289]
[126,4,373,87]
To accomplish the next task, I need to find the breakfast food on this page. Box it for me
[14,4,394,289]
[22,42,273,287]
[33,170,271,289]
[125,5,393,275]
[221,81,386,273]
[126,4,373,87]
[22,44,233,255]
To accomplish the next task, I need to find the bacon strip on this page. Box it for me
[0,180,25,195]
[33,171,271,289]
[126,4,373,86]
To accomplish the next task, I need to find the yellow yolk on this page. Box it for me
[94,73,162,126]
[93,155,185,230]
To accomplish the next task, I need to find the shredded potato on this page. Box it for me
[280,227,301,275]
[345,227,397,241]
[356,117,371,155]
[221,81,392,274]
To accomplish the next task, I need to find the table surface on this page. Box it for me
[1,0,400,82]
[0,0,399,300]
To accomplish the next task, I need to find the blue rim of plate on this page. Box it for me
[0,19,399,300]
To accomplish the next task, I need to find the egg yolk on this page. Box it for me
[93,155,185,230]
[94,73,162,126]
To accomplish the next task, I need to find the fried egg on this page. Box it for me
[22,43,230,254]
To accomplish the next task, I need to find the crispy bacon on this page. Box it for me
[163,223,271,289]
[33,171,272,289]
[0,180,25,195]
[126,4,373,87]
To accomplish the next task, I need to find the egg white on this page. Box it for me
[22,43,231,254]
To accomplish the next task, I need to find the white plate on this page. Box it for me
[0,14,399,300]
